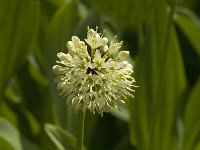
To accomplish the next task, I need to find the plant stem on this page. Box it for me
[91,48,94,60]
[76,111,85,150]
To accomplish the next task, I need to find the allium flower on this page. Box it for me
[52,27,136,116]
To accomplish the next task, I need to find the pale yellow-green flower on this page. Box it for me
[52,27,136,116]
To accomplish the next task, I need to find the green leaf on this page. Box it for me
[21,135,40,150]
[44,0,79,127]
[89,0,151,29]
[45,123,87,150]
[0,117,22,150]
[194,142,200,150]
[128,1,186,150]
[0,101,18,127]
[113,135,133,150]
[175,6,200,56]
[21,107,41,137]
[0,0,40,97]
[15,60,58,143]
[45,0,79,72]
[179,0,199,10]
[184,78,200,150]
[110,103,130,122]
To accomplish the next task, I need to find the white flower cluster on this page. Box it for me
[52,27,136,116]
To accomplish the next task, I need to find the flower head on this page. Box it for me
[52,27,136,116]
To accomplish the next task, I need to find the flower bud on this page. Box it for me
[52,65,63,75]
[57,52,72,62]
[101,37,108,47]
[107,41,123,55]
[117,51,129,61]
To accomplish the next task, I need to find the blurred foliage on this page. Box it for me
[0,0,200,150]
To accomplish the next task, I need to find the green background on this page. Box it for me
[0,0,200,149]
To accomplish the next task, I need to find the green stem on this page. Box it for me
[76,111,85,150]
[91,48,94,60]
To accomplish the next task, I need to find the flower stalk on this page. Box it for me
[91,48,94,60]
[76,111,85,150]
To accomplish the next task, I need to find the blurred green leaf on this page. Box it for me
[21,107,41,137]
[89,0,151,29]
[44,0,79,127]
[128,1,186,150]
[45,0,79,73]
[180,0,198,9]
[175,6,200,56]
[21,135,40,150]
[194,142,200,150]
[110,103,129,122]
[113,135,133,150]
[28,55,48,87]
[0,0,40,97]
[45,123,87,150]
[0,117,22,150]
[48,0,67,7]
[0,137,15,150]
[16,60,58,144]
[0,102,18,127]
[184,78,200,150]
